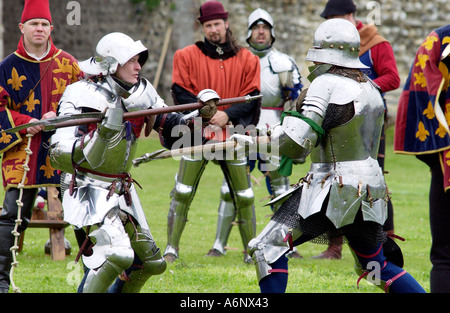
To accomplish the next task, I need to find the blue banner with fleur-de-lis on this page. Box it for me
[0,38,83,189]
[394,25,450,155]
[394,25,450,190]
[0,99,21,155]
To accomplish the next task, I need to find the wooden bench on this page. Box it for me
[14,187,71,260]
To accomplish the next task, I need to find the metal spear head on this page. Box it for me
[132,149,167,167]
[0,112,104,134]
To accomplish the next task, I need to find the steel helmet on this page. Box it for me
[80,32,149,76]
[305,19,368,69]
[246,8,275,48]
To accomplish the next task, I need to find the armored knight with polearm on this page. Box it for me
[236,19,425,293]
[48,32,218,293]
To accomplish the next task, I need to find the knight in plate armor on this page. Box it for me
[246,8,302,212]
[48,32,218,293]
[246,19,425,293]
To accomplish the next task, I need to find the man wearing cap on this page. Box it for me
[0,0,83,292]
[212,8,304,259]
[313,0,400,260]
[163,0,261,263]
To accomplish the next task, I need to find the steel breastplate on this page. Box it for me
[297,78,387,228]
[257,50,299,133]
[310,80,385,163]
[67,82,141,176]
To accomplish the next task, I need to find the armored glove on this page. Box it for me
[230,134,255,146]
[197,89,219,119]
[229,134,252,159]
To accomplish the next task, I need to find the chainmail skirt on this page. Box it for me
[271,187,386,248]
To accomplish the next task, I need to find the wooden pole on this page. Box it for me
[153,25,172,89]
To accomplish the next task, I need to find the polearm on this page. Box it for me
[132,141,237,167]
[0,94,262,134]
[132,136,271,167]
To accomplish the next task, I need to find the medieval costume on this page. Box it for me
[394,24,450,292]
[0,0,83,293]
[247,18,425,293]
[163,0,261,263]
[49,32,217,293]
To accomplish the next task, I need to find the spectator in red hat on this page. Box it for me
[0,0,84,293]
[163,0,261,264]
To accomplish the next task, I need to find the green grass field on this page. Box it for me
[2,127,432,293]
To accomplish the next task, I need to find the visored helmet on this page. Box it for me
[246,8,275,48]
[305,19,367,69]
[80,32,149,76]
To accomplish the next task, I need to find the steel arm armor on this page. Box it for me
[80,97,125,169]
[270,113,320,161]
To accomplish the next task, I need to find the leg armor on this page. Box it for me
[248,220,302,282]
[211,179,236,255]
[266,170,290,213]
[251,155,290,212]
[164,156,208,260]
[218,158,256,262]
[78,209,134,293]
[108,222,166,293]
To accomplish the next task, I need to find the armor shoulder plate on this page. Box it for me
[306,73,363,106]
[60,80,114,112]
[268,50,295,73]
[123,78,167,112]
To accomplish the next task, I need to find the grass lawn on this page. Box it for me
[1,127,432,293]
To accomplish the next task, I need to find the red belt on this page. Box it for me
[69,164,141,206]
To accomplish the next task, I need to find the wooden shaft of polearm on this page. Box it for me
[52,95,261,130]
[132,135,271,166]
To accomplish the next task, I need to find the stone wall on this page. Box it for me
[3,0,449,110]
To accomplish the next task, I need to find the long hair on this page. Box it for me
[225,24,242,54]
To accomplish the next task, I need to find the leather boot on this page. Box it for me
[311,242,342,259]
[0,225,15,293]
[0,188,37,292]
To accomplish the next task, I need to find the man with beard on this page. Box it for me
[163,1,261,263]
[213,8,304,260]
